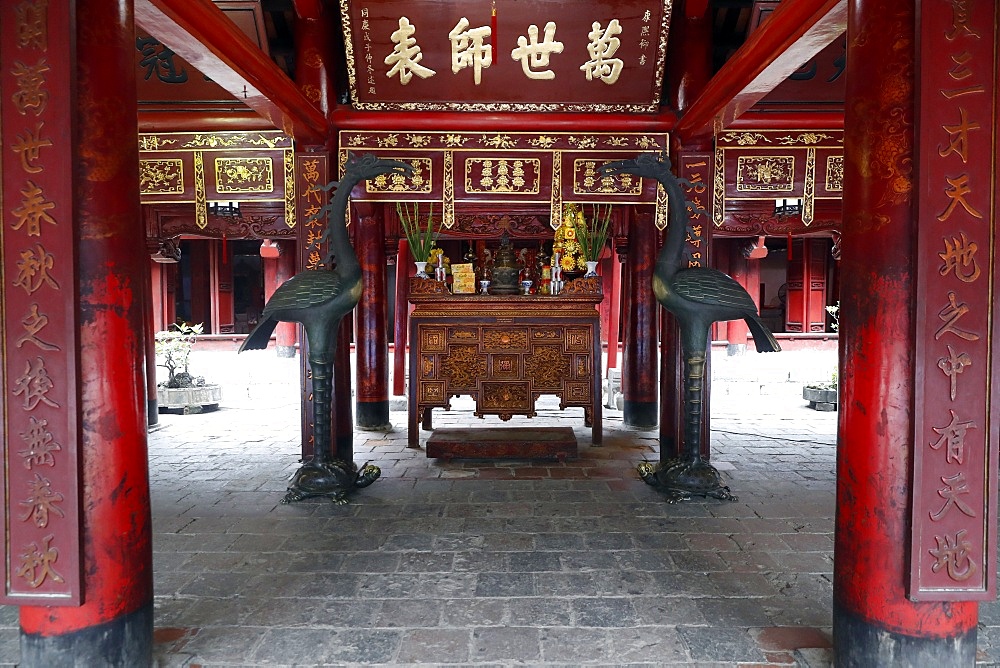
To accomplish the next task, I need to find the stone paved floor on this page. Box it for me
[1,348,998,666]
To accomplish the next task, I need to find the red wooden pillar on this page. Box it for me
[143,254,159,426]
[18,1,153,663]
[294,5,341,456]
[355,204,391,430]
[261,240,297,356]
[605,247,622,375]
[164,263,178,326]
[834,0,978,661]
[622,208,658,428]
[333,313,355,462]
[661,153,713,459]
[274,243,297,355]
[393,239,411,396]
[727,242,756,354]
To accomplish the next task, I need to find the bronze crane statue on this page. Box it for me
[599,152,780,502]
[239,153,413,503]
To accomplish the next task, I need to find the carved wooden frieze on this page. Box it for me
[341,130,667,230]
[139,131,294,231]
[713,129,843,228]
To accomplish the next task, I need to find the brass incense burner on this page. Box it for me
[489,233,520,295]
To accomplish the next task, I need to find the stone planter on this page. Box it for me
[803,386,837,411]
[158,384,222,414]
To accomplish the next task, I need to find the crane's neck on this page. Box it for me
[326,178,362,279]
[655,174,690,281]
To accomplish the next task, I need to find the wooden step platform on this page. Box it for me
[425,427,578,461]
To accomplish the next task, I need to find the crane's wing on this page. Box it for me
[672,268,759,313]
[261,270,343,317]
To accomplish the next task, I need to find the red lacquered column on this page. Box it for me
[261,241,297,357]
[274,245,297,355]
[333,314,355,462]
[605,244,623,376]
[393,239,411,396]
[833,0,977,662]
[726,244,752,354]
[354,205,390,430]
[622,208,658,428]
[20,1,153,664]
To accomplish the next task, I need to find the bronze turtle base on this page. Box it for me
[282,459,381,504]
[638,459,738,503]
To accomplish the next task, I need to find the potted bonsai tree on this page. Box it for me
[802,303,839,411]
[155,322,222,414]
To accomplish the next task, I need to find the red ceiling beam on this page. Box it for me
[135,0,328,144]
[674,0,847,142]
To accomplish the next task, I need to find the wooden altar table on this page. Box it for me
[407,281,603,454]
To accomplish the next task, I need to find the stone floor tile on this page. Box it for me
[611,625,691,664]
[539,627,614,663]
[249,627,402,664]
[397,628,472,664]
[470,626,541,663]
[571,597,638,627]
[375,598,444,627]
[474,572,535,597]
[676,625,768,663]
[506,598,573,627]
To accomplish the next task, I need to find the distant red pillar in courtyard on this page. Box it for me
[393,239,411,397]
[622,208,658,428]
[261,240,297,357]
[18,1,153,664]
[834,0,978,662]
[354,204,391,430]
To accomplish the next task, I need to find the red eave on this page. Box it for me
[135,0,328,144]
[675,0,848,141]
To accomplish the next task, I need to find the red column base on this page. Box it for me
[21,602,152,666]
[833,601,976,666]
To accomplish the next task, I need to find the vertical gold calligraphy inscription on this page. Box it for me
[193,151,207,229]
[443,150,455,229]
[712,147,725,226]
[549,150,562,230]
[283,149,296,228]
[300,157,323,270]
[803,147,816,225]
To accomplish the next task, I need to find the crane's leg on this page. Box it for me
[282,335,380,503]
[637,350,737,502]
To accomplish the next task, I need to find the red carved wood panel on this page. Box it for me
[785,239,828,333]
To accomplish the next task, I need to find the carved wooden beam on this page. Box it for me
[135,0,327,144]
[674,0,847,141]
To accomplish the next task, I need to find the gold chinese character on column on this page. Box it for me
[938,232,980,282]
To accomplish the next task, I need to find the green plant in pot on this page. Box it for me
[577,203,613,276]
[397,202,441,277]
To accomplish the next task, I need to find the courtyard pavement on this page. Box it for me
[1,347,998,666]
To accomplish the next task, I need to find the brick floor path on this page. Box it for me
[0,348,997,666]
